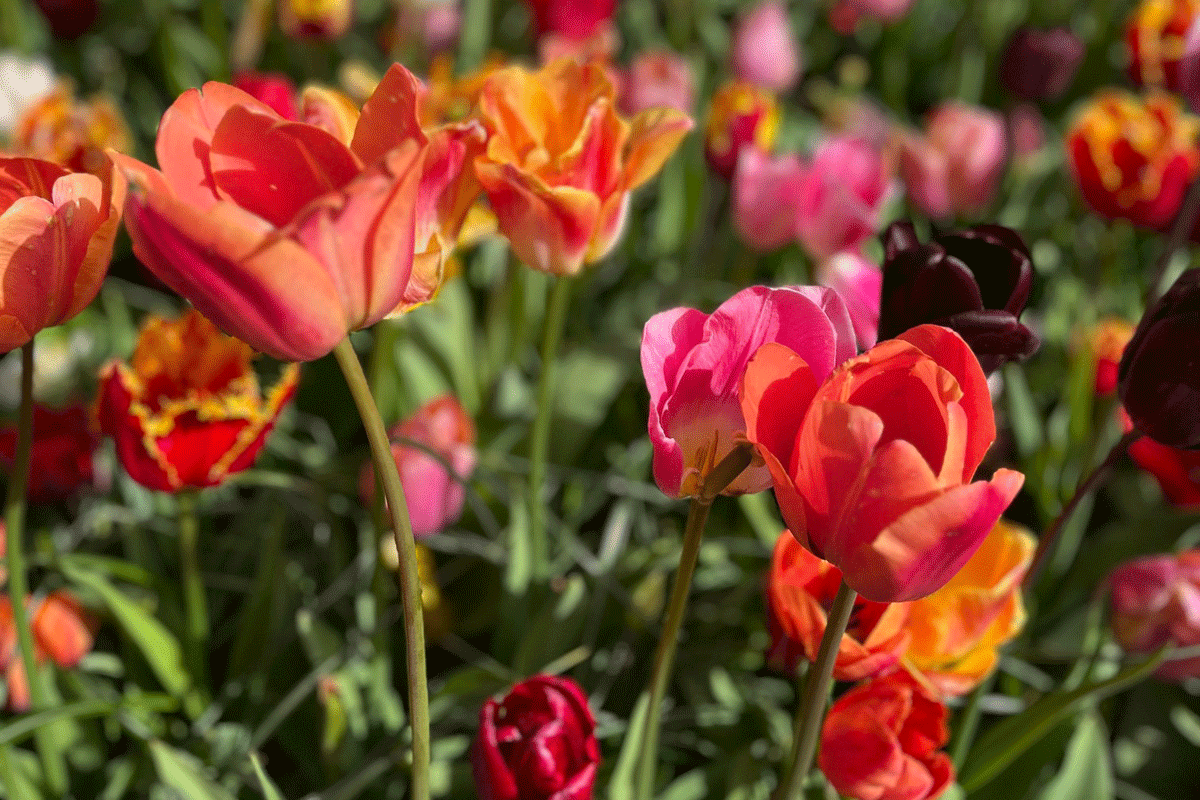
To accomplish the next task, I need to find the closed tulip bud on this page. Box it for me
[999,27,1085,101]
[877,221,1039,375]
[704,81,779,180]
[731,1,802,93]
[1109,550,1200,681]
[472,675,600,800]
[899,102,1007,219]
[279,0,353,40]
[1067,90,1200,229]
[731,147,808,251]
[1118,268,1200,449]
[819,672,954,800]
[1126,0,1199,90]
[0,588,96,711]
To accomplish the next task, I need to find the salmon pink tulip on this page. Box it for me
[0,588,96,711]
[619,49,695,116]
[115,71,468,362]
[473,58,691,276]
[900,102,1007,219]
[0,155,125,353]
[642,285,855,499]
[741,324,1024,602]
[795,136,890,262]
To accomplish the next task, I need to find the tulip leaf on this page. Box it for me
[1035,713,1113,800]
[959,648,1167,792]
[249,753,285,800]
[1003,362,1043,458]
[0,745,43,800]
[0,699,114,747]
[149,740,237,800]
[607,692,651,800]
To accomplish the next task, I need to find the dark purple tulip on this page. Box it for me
[33,0,99,38]
[1118,269,1200,449]
[999,27,1085,102]
[472,675,600,800]
[878,221,1039,374]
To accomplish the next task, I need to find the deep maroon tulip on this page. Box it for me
[1118,269,1200,449]
[33,0,99,38]
[878,221,1039,374]
[999,27,1085,101]
[472,675,600,800]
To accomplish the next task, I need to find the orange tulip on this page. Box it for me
[902,519,1034,697]
[0,155,125,353]
[767,531,910,681]
[473,58,692,276]
[13,82,131,174]
[741,324,1024,602]
[0,589,96,711]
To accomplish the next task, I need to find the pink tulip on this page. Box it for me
[731,1,802,92]
[816,251,882,350]
[795,135,890,261]
[732,148,808,251]
[641,285,856,499]
[900,102,1007,219]
[1109,550,1200,681]
[232,71,298,121]
[829,0,917,32]
[620,49,695,115]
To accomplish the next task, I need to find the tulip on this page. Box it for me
[816,250,882,350]
[1067,90,1200,230]
[359,395,477,537]
[741,324,1024,602]
[819,672,954,800]
[1118,268,1200,448]
[279,0,353,39]
[1087,317,1135,396]
[619,49,695,115]
[32,0,99,38]
[232,71,299,120]
[114,70,466,361]
[877,221,1039,375]
[96,309,300,493]
[767,531,910,681]
[731,2,802,93]
[1125,423,1200,507]
[731,148,808,251]
[999,27,1085,101]
[903,519,1034,697]
[704,81,779,180]
[642,285,856,499]
[1181,16,1200,111]
[1008,104,1047,159]
[473,58,691,276]
[0,589,96,711]
[0,405,98,503]
[1126,0,1198,90]
[472,674,600,800]
[1108,550,1200,681]
[525,0,615,40]
[795,136,890,262]
[13,84,132,174]
[899,102,1007,219]
[829,0,916,28]
[0,155,125,354]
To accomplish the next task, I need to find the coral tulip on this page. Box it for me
[900,102,1007,219]
[0,155,125,353]
[96,309,299,492]
[741,324,1024,602]
[0,589,96,711]
[642,285,856,498]
[1109,550,1200,681]
[0,404,98,503]
[473,58,691,276]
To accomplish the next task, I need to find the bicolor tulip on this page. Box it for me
[115,68,470,361]
[13,83,131,174]
[767,531,910,681]
[731,1,802,92]
[359,394,477,537]
[704,81,778,180]
[0,587,96,711]
[1126,0,1199,90]
[899,102,1007,219]
[279,0,352,39]
[999,27,1085,101]
[1109,550,1200,681]
[0,404,98,503]
[96,309,299,493]
[1067,90,1200,230]
[1088,317,1135,396]
[0,155,125,353]
[819,672,954,800]
[741,324,1024,602]
[642,285,856,499]
[903,519,1033,697]
[473,58,691,276]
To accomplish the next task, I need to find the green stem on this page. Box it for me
[527,277,573,582]
[201,0,229,80]
[637,444,753,800]
[949,670,994,768]
[779,579,858,800]
[5,343,42,711]
[332,339,429,800]
[458,0,492,71]
[177,490,209,684]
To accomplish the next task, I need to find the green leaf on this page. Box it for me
[607,693,650,800]
[1035,713,1113,800]
[1003,362,1044,459]
[249,754,285,800]
[0,745,43,800]
[959,649,1167,792]
[0,700,114,746]
[148,740,237,800]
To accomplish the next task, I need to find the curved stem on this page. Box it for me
[5,343,42,711]
[1148,174,1200,305]
[527,276,574,582]
[177,490,209,686]
[332,339,429,800]
[779,579,857,800]
[637,445,753,800]
[1025,429,1139,588]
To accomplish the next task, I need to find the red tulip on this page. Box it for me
[0,405,98,503]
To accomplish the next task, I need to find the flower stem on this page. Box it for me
[4,343,43,711]
[779,578,858,800]
[1149,174,1200,304]
[527,276,574,582]
[332,338,429,800]
[177,490,209,685]
[637,444,753,800]
[1025,429,1139,588]
[949,670,994,768]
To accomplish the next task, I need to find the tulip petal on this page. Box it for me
[301,85,360,146]
[350,63,429,166]
[624,106,694,190]
[741,342,820,484]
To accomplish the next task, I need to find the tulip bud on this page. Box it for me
[1126,0,1199,91]
[999,27,1085,101]
[877,221,1039,375]
[899,101,1007,218]
[704,81,779,179]
[795,136,890,262]
[731,147,807,251]
[731,1,802,93]
[472,675,600,800]
[1118,268,1200,449]
[1109,550,1200,681]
